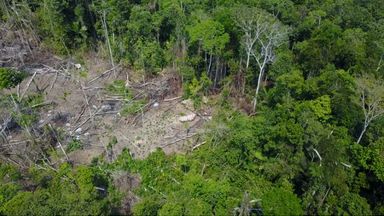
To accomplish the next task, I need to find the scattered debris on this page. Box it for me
[74,64,82,69]
[101,104,112,112]
[75,128,82,134]
[202,96,209,104]
[179,113,197,122]
[0,39,209,165]
[181,99,194,110]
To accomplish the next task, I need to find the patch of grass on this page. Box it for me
[61,91,70,101]
[0,68,27,90]
[11,94,43,127]
[106,80,131,98]
[12,113,37,128]
[22,94,44,108]
[120,99,147,116]
[66,139,83,153]
[79,70,88,78]
[107,136,118,149]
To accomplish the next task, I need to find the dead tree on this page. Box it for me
[233,192,262,216]
[234,6,262,70]
[100,9,116,77]
[234,6,288,112]
[356,74,384,144]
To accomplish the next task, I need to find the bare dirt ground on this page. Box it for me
[32,62,210,164]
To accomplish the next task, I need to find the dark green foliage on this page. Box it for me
[106,80,131,98]
[133,40,166,74]
[334,193,372,215]
[261,187,303,215]
[0,68,26,90]
[0,163,115,215]
[36,0,96,54]
[121,99,147,116]
[66,139,83,152]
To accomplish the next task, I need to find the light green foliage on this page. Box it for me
[158,202,183,216]
[134,40,166,74]
[106,80,147,116]
[11,94,44,128]
[356,74,384,108]
[308,95,332,122]
[261,187,303,215]
[180,65,195,83]
[0,183,21,207]
[272,70,305,101]
[0,68,26,90]
[185,199,211,216]
[184,73,212,107]
[188,19,229,55]
[334,193,372,216]
[0,163,22,207]
[132,195,162,216]
[121,99,147,116]
[306,68,358,127]
[115,149,238,216]
[66,139,82,152]
[106,80,131,98]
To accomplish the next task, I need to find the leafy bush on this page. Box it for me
[184,74,212,108]
[121,99,147,116]
[106,80,131,98]
[0,68,26,90]
[66,139,83,153]
[134,40,166,75]
[0,163,114,215]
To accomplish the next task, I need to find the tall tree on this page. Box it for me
[187,18,229,85]
[356,74,384,144]
[234,6,288,111]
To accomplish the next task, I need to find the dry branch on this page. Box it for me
[161,133,198,147]
[48,124,69,160]
[19,71,37,100]
[87,65,120,85]
[164,96,182,102]
[192,141,206,151]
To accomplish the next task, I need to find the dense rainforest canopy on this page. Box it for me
[1,0,384,215]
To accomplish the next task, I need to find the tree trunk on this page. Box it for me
[102,10,115,76]
[208,53,213,76]
[253,69,264,112]
[357,124,368,144]
[214,57,220,87]
[246,52,250,70]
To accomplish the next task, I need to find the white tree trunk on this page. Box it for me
[102,10,115,76]
[246,52,250,69]
[253,69,264,112]
[357,124,368,144]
